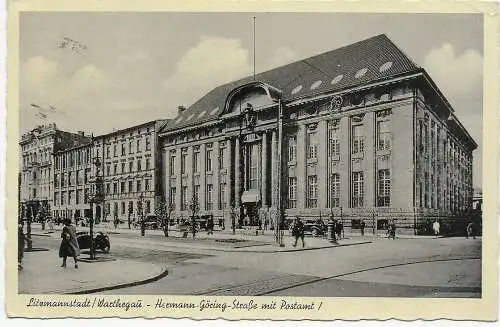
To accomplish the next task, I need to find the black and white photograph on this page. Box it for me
[7,4,497,321]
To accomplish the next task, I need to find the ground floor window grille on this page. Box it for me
[330,173,340,207]
[351,171,364,207]
[287,177,297,208]
[377,169,390,207]
[307,175,318,208]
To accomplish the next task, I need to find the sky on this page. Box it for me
[19,12,483,187]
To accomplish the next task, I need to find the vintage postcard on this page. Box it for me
[4,0,498,321]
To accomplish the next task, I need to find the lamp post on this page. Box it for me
[88,154,103,260]
[137,193,145,236]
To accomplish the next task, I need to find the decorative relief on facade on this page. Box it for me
[307,123,318,131]
[329,95,343,112]
[376,109,392,118]
[329,119,340,128]
[351,113,365,123]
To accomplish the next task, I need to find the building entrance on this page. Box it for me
[242,202,260,226]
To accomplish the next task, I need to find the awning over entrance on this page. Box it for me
[241,190,260,203]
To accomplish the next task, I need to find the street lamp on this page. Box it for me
[88,155,103,260]
[137,193,145,236]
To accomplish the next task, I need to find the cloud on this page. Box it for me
[162,36,252,115]
[265,46,298,70]
[423,43,482,98]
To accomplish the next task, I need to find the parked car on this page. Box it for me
[303,219,328,237]
[76,231,110,253]
[142,215,160,230]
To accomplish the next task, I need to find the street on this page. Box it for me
[26,229,481,297]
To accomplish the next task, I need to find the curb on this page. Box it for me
[67,265,169,295]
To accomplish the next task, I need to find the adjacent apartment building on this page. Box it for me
[92,120,167,224]
[157,34,477,233]
[19,123,90,220]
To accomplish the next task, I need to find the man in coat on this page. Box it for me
[292,217,305,248]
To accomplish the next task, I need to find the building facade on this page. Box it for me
[19,123,90,220]
[158,34,477,233]
[92,120,167,224]
[52,141,93,220]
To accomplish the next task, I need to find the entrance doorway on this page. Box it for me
[242,202,260,226]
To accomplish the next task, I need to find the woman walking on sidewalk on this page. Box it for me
[59,218,80,268]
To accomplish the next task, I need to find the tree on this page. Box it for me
[188,194,200,239]
[156,198,174,237]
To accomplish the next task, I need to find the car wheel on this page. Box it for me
[312,229,318,237]
[101,245,110,253]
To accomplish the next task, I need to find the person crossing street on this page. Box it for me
[292,217,305,248]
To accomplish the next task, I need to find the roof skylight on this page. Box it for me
[379,61,393,73]
[331,74,343,84]
[310,80,323,90]
[210,107,219,115]
[291,85,303,95]
[355,67,368,79]
[197,111,206,119]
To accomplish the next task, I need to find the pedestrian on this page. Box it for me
[58,218,80,269]
[432,220,440,238]
[264,215,269,231]
[387,220,396,240]
[207,215,214,235]
[18,222,27,271]
[360,219,365,236]
[48,217,54,230]
[466,221,475,239]
[292,217,305,248]
[335,220,342,240]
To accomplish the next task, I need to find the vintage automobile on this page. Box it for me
[303,219,328,237]
[76,231,110,253]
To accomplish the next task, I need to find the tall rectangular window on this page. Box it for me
[145,200,151,214]
[136,180,142,192]
[137,159,142,171]
[193,151,199,173]
[145,179,150,191]
[328,129,340,157]
[121,162,126,174]
[68,172,73,186]
[249,143,259,190]
[288,135,297,161]
[377,169,391,207]
[121,143,125,156]
[330,173,340,207]
[121,202,126,215]
[136,139,141,153]
[206,149,213,171]
[219,182,227,209]
[128,181,133,193]
[307,175,318,208]
[113,183,118,194]
[169,153,176,175]
[352,125,365,154]
[129,140,133,154]
[307,131,318,159]
[377,120,391,151]
[351,172,364,207]
[113,144,117,157]
[145,137,151,151]
[206,184,213,210]
[181,186,188,211]
[193,185,200,204]
[169,187,176,210]
[287,177,297,208]
[219,147,225,169]
[181,149,187,174]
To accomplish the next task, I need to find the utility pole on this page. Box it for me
[276,99,284,247]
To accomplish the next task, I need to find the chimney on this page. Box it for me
[178,105,186,114]
[77,131,85,136]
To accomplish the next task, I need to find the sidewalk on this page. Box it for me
[18,249,167,294]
